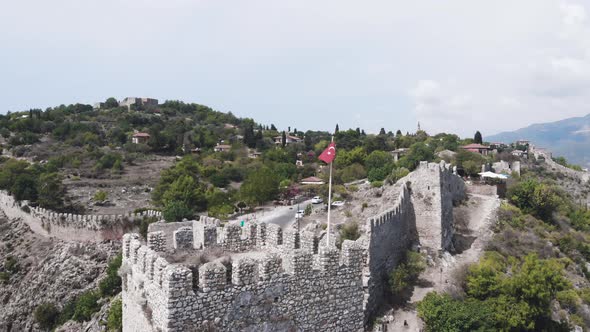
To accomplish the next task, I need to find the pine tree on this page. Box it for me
[281,131,287,147]
[270,124,277,131]
[335,124,340,134]
[474,131,483,144]
[243,124,256,148]
[379,128,386,135]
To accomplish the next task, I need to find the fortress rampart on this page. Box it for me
[122,161,467,331]
[123,232,366,331]
[363,161,465,317]
[0,190,161,242]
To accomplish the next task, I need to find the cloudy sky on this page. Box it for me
[1,1,589,137]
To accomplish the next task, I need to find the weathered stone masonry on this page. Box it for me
[122,161,466,331]
[122,231,366,331]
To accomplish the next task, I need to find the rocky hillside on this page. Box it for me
[0,212,119,331]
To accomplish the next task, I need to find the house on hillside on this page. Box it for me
[300,176,324,185]
[224,123,237,129]
[390,148,409,162]
[120,97,158,109]
[489,142,507,149]
[132,132,150,144]
[214,144,232,153]
[511,150,527,158]
[274,133,302,146]
[461,143,492,156]
[248,149,262,159]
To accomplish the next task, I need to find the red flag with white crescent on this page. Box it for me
[319,142,336,164]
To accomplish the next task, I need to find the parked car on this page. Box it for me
[311,196,323,204]
[331,201,345,207]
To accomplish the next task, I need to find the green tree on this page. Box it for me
[507,179,560,222]
[161,175,207,221]
[240,168,279,205]
[474,131,483,144]
[398,142,434,170]
[104,97,119,109]
[365,150,393,171]
[37,172,65,210]
[162,201,194,222]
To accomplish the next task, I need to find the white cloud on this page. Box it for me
[409,1,590,137]
[2,0,590,136]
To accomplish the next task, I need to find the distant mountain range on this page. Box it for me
[487,113,590,168]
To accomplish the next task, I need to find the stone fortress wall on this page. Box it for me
[363,161,465,316]
[122,161,467,331]
[530,145,590,183]
[0,190,161,242]
[123,225,367,332]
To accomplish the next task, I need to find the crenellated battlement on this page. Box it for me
[0,190,161,242]
[146,217,319,254]
[122,230,366,332]
[122,160,467,332]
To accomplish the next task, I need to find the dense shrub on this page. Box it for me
[34,303,59,329]
[337,222,360,248]
[507,179,561,222]
[389,251,426,300]
[99,254,122,297]
[419,253,571,331]
[72,290,101,322]
[107,299,123,331]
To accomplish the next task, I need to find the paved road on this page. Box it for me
[230,199,314,229]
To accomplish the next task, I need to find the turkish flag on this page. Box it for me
[319,142,337,164]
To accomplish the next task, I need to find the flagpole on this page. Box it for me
[326,135,334,247]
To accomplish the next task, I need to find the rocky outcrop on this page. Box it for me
[0,212,119,331]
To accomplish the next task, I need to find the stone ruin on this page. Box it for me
[121,161,467,331]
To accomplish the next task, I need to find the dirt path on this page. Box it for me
[386,192,500,331]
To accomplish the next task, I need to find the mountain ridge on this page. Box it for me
[487,113,590,168]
